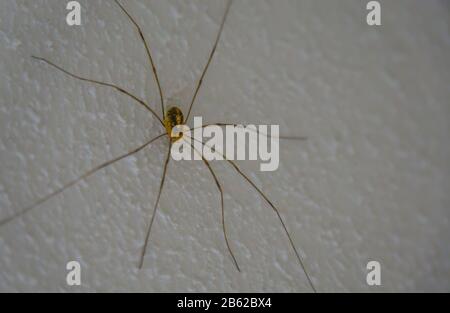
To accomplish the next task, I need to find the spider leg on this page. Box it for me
[31,56,164,127]
[185,0,233,123]
[0,133,166,228]
[188,140,241,272]
[114,0,165,118]
[138,140,172,269]
[186,135,317,292]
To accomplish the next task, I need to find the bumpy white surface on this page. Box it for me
[0,0,449,292]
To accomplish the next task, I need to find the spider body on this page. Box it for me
[164,106,184,142]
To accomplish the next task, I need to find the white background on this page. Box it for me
[0,0,449,292]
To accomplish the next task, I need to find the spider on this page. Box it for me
[0,0,316,292]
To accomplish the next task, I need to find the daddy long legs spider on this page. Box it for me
[1,0,316,292]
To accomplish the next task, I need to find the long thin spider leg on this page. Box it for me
[189,123,308,141]
[187,139,241,272]
[185,0,233,123]
[31,56,164,127]
[0,133,166,228]
[186,135,317,292]
[139,141,172,269]
[114,0,165,118]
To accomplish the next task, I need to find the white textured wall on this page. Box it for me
[0,0,449,292]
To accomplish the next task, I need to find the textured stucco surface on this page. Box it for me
[0,0,449,292]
